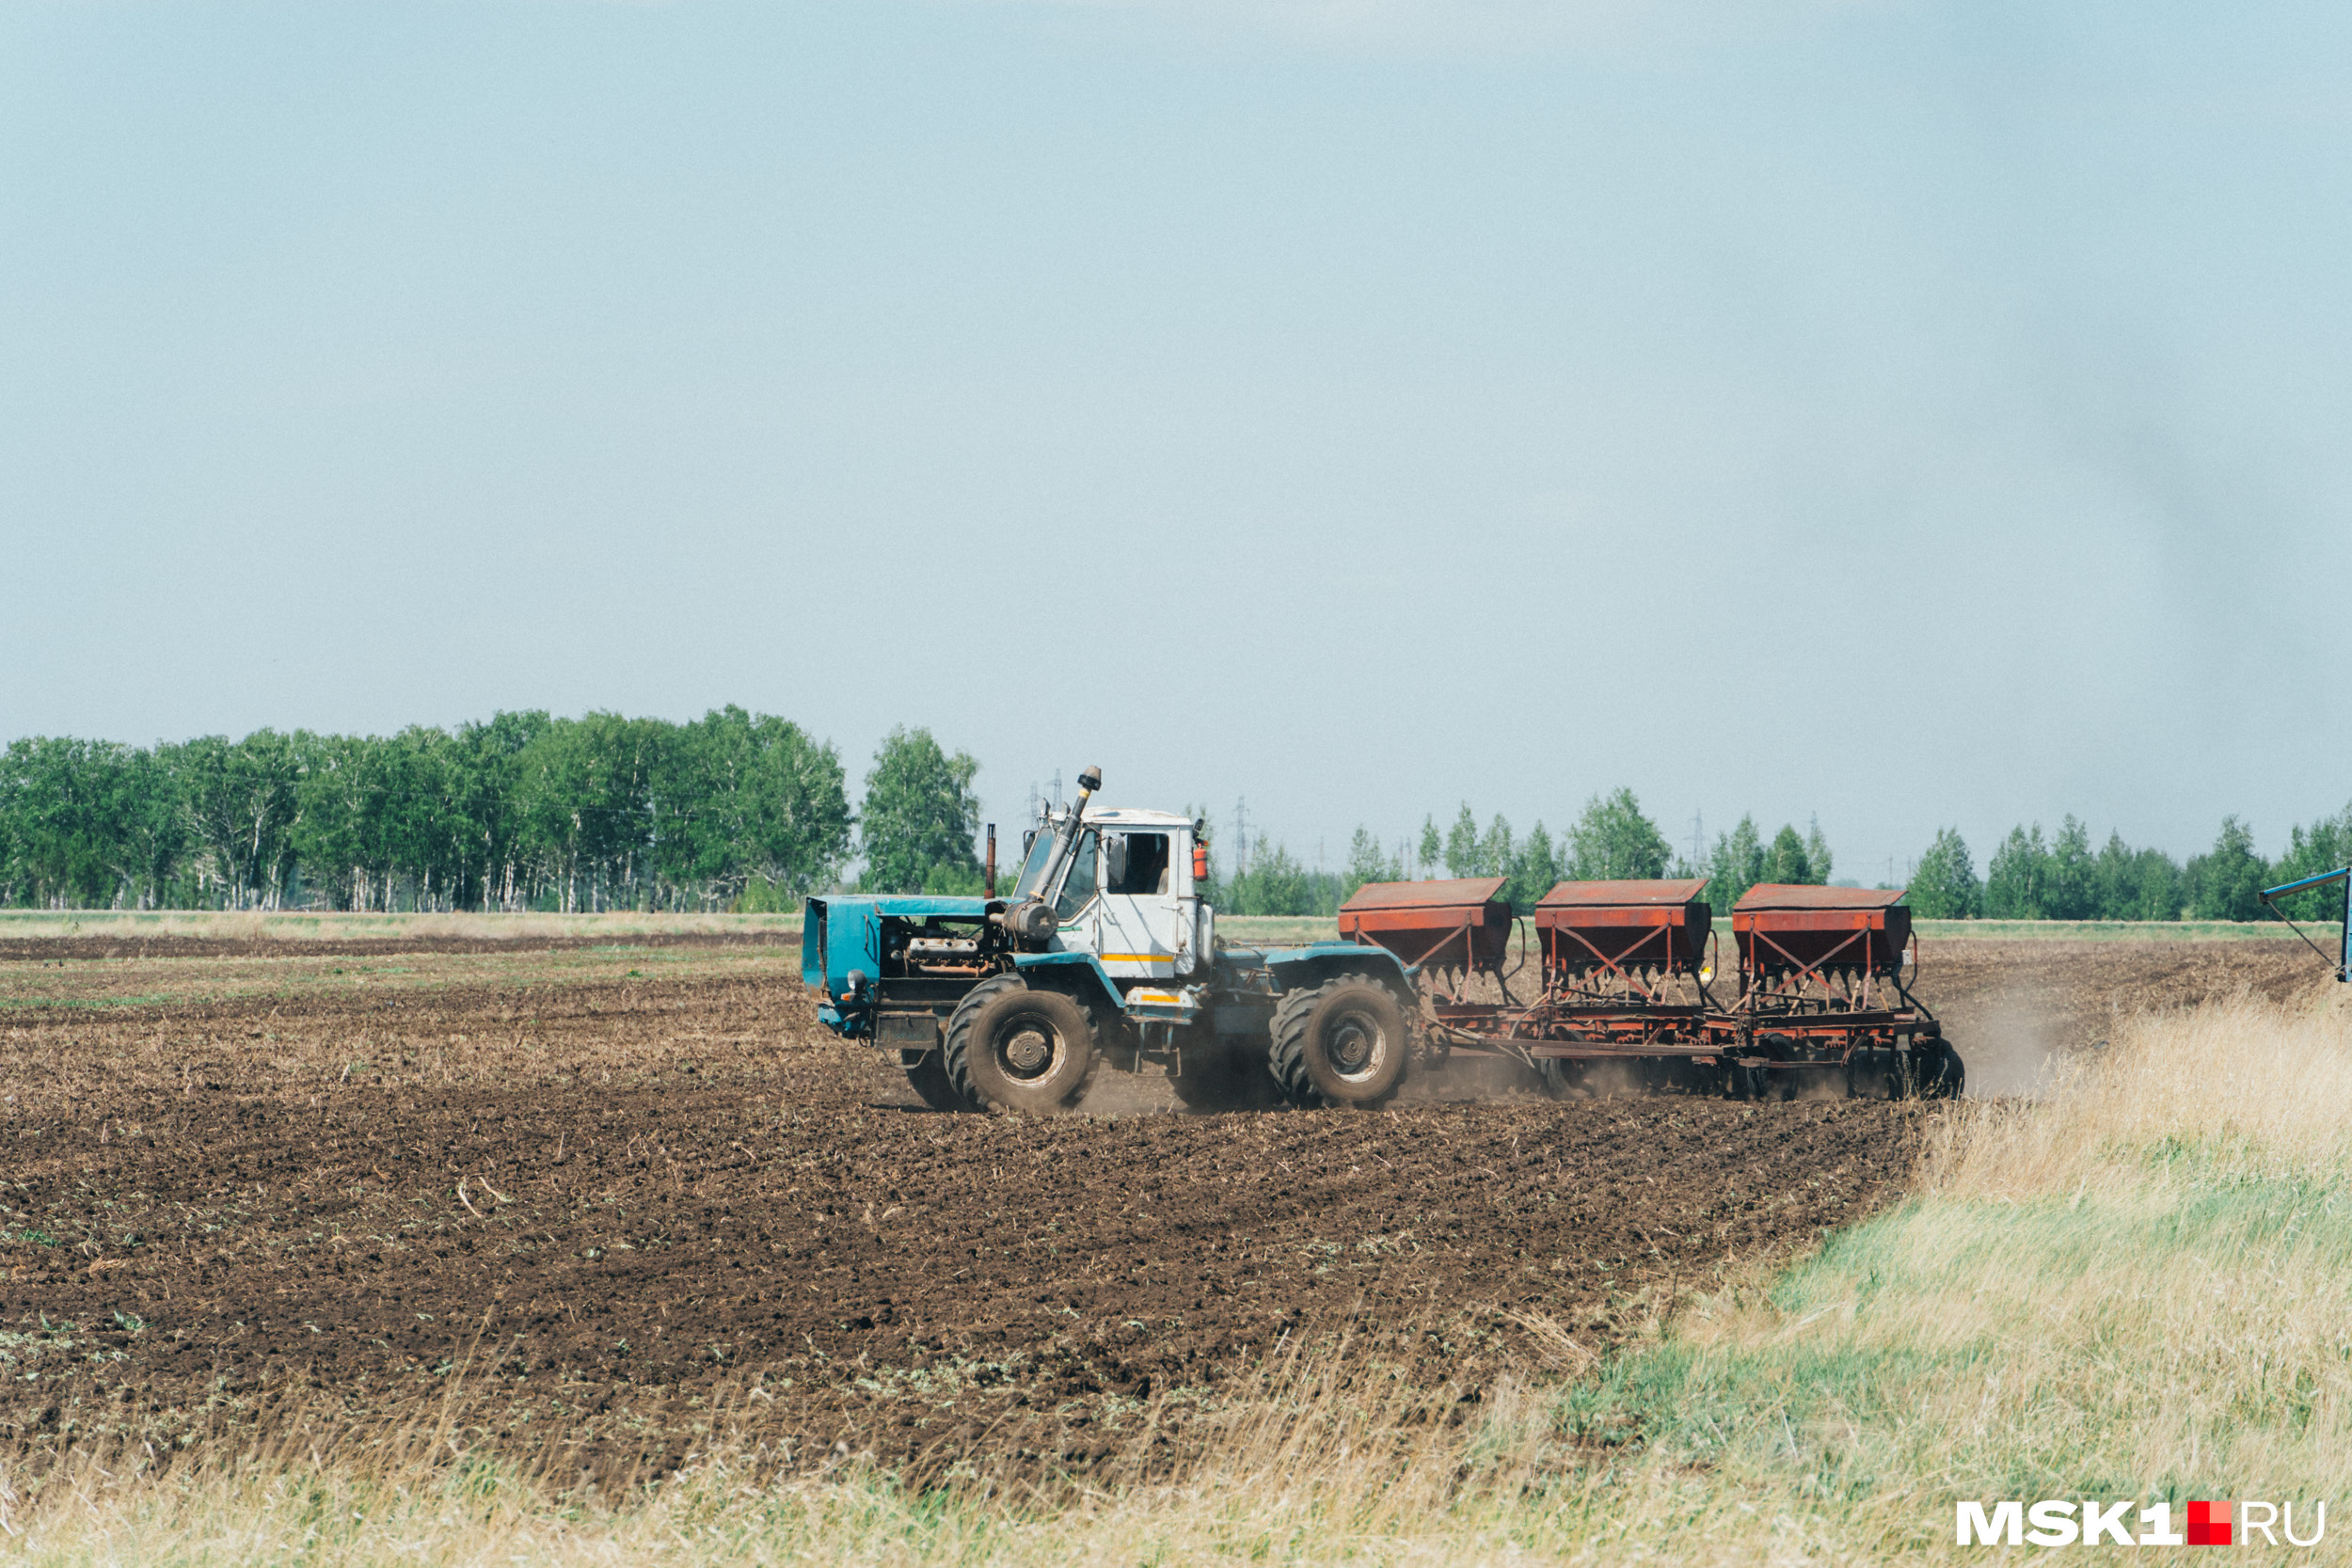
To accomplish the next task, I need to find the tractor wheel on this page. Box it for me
[1269,976,1410,1110]
[902,1048,976,1112]
[1724,1035,1788,1101]
[1756,1035,1802,1101]
[1534,1057,1596,1100]
[1846,1046,1899,1101]
[946,976,1099,1115]
[1168,1038,1282,1113]
[1916,1037,1965,1100]
[943,975,1023,1107]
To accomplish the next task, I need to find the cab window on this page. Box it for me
[1053,831,1100,917]
[1103,832,1171,895]
[1011,830,1059,899]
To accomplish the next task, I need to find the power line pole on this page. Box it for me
[1690,809,1705,874]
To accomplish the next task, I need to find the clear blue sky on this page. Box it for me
[6,1,2348,881]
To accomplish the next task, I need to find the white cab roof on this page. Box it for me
[1082,807,1194,829]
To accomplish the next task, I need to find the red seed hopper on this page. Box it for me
[1731,883,1912,991]
[1534,878,1712,1002]
[1337,877,1513,974]
[1718,884,1954,1097]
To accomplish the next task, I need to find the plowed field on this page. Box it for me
[0,932,2319,1482]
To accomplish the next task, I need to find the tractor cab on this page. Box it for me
[1012,804,1209,982]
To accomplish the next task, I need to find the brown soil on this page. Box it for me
[0,934,2320,1484]
[1915,939,2327,1095]
[0,932,798,963]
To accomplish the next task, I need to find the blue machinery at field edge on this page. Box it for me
[2259,866,2352,982]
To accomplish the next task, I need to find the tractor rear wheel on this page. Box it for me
[902,1047,976,1112]
[946,976,1099,1115]
[1269,976,1409,1109]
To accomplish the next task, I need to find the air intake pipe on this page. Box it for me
[996,766,1101,948]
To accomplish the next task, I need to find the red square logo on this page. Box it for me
[2187,1500,2233,1545]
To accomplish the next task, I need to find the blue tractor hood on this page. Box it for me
[802,894,994,992]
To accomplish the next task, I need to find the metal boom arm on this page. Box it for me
[2258,866,2351,982]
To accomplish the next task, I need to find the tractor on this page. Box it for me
[803,767,1420,1113]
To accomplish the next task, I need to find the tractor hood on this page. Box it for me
[800,894,993,993]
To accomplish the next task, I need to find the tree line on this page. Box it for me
[1216,789,1836,918]
[0,715,996,912]
[1249,790,2352,927]
[1906,807,2352,923]
[9,714,2343,925]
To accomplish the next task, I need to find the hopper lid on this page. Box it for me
[1340,877,1508,913]
[1733,884,1907,911]
[1536,878,1708,908]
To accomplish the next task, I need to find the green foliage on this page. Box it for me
[856,727,982,895]
[1564,788,1672,881]
[2264,801,2352,921]
[658,706,851,903]
[1984,824,2050,918]
[2092,831,2184,921]
[1507,822,1558,913]
[1765,824,1811,885]
[1480,816,1513,894]
[1984,820,2192,922]
[2188,815,2269,922]
[1707,816,1765,911]
[1221,840,1342,917]
[1413,804,1562,912]
[1417,816,1441,879]
[1341,826,1405,904]
[175,730,303,908]
[1442,804,1481,879]
[2043,815,2095,920]
[0,708,854,912]
[0,737,183,908]
[1906,827,1980,918]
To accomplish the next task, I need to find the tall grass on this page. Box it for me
[8,992,2349,1562]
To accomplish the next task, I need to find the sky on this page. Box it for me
[6,0,2350,883]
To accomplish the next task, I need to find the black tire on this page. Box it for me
[902,1047,976,1112]
[943,974,1024,1107]
[1269,976,1410,1110]
[1168,1037,1283,1112]
[1535,1056,1595,1100]
[1917,1037,1965,1100]
[946,975,1099,1115]
[1756,1035,1801,1101]
[1846,1046,1899,1101]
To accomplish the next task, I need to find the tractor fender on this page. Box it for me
[1011,950,1126,1016]
[1261,943,1419,1006]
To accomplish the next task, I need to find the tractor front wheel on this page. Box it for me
[1269,976,1409,1109]
[946,976,1099,1115]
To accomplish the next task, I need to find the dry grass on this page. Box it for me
[8,991,2350,1562]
